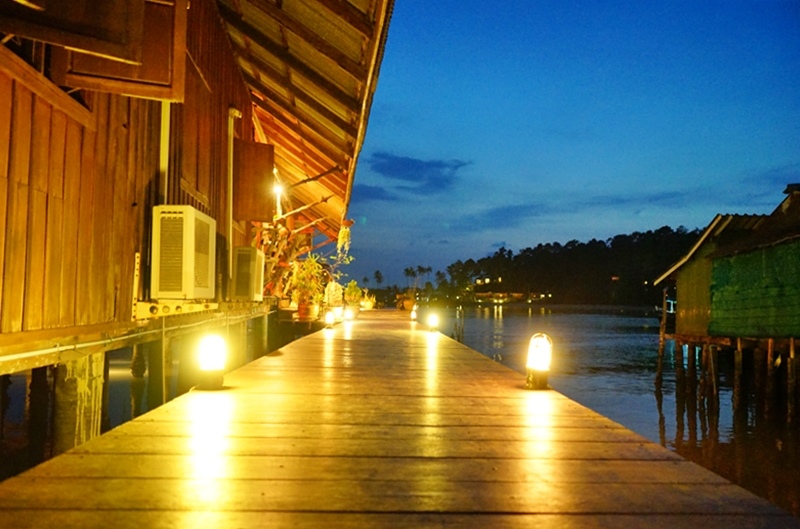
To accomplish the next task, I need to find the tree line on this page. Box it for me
[369,225,701,307]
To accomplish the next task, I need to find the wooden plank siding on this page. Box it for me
[0,0,257,375]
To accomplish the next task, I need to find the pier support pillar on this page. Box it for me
[145,340,165,411]
[130,344,146,418]
[250,314,268,359]
[789,338,796,423]
[53,352,106,456]
[27,367,50,465]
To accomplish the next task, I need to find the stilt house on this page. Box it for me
[0,0,394,454]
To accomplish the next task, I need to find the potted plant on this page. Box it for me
[361,289,376,310]
[290,254,324,320]
[344,279,362,318]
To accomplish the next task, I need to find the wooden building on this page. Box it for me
[656,185,800,341]
[655,185,800,419]
[654,214,766,340]
[0,0,394,456]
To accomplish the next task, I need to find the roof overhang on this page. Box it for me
[217,0,394,243]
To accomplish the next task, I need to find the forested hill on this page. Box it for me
[446,226,701,306]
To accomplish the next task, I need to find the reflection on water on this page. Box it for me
[445,304,800,517]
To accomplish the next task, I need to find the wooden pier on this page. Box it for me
[0,310,796,528]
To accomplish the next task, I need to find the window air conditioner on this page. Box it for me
[151,205,216,300]
[232,246,265,301]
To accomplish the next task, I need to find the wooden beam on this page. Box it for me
[245,0,367,78]
[232,42,360,114]
[316,0,375,38]
[217,2,364,81]
[0,307,270,375]
[242,71,357,140]
[0,45,94,129]
[251,96,348,167]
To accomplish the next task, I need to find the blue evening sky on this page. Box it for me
[345,1,800,286]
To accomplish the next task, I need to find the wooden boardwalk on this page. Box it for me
[0,310,797,528]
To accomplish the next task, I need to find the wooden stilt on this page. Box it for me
[734,338,743,413]
[789,338,796,423]
[52,352,106,456]
[145,339,165,411]
[655,287,668,389]
[27,367,49,465]
[766,338,775,417]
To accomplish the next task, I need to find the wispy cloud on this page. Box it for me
[449,202,555,232]
[368,152,470,194]
[350,183,400,205]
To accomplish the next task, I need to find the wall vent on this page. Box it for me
[151,205,216,300]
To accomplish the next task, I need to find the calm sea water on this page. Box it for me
[440,304,800,517]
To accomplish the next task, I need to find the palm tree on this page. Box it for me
[374,270,384,287]
[403,267,417,289]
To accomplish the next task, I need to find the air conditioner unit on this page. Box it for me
[232,246,265,301]
[151,205,216,300]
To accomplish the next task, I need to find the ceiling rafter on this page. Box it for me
[241,70,357,139]
[218,1,364,82]
[245,0,366,79]
[214,0,394,242]
[315,0,375,38]
[252,97,347,168]
[231,42,360,114]
[248,80,353,157]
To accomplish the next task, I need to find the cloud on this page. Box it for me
[450,202,555,232]
[350,183,400,205]
[368,151,470,194]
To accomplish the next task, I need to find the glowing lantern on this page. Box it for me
[525,333,552,390]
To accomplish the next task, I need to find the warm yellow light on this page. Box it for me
[198,334,227,372]
[410,309,417,321]
[325,311,335,326]
[273,183,283,196]
[343,308,354,320]
[526,333,552,372]
[427,313,439,330]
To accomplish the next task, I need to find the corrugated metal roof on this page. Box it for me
[653,214,767,285]
[216,0,394,243]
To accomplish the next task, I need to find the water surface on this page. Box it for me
[445,304,800,516]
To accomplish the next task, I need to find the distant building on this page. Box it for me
[655,185,800,341]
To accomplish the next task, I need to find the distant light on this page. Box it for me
[410,309,417,321]
[344,308,354,321]
[325,311,335,327]
[427,313,440,331]
[525,333,552,390]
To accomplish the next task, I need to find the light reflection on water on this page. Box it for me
[432,304,800,517]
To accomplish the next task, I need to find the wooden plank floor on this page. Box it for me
[0,309,797,528]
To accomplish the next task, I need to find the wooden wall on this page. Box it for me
[0,57,161,332]
[0,0,254,345]
[675,244,713,337]
[170,0,253,243]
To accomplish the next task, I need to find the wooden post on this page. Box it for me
[675,342,686,448]
[27,367,49,465]
[734,338,743,413]
[130,344,146,418]
[766,338,775,417]
[655,287,668,389]
[145,339,165,411]
[53,352,106,456]
[0,374,9,441]
[789,338,796,423]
